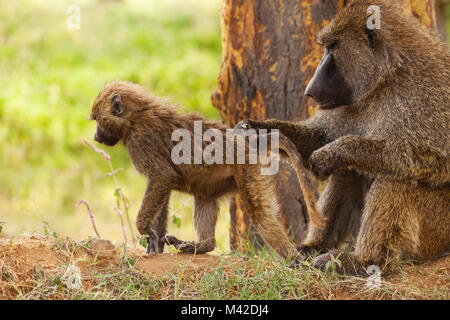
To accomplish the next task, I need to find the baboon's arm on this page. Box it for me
[310,135,450,186]
[135,183,171,236]
[236,119,328,166]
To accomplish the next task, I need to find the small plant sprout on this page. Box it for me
[139,234,149,249]
[76,199,101,238]
[324,254,343,274]
[42,219,58,238]
[114,207,128,244]
[82,138,110,161]
[82,138,136,245]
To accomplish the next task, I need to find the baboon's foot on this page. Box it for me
[164,235,215,254]
[145,234,165,255]
[297,244,323,258]
[312,249,367,276]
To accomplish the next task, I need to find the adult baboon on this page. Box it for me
[89,81,321,261]
[235,0,449,275]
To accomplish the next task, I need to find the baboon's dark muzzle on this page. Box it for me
[94,126,120,146]
[305,48,352,109]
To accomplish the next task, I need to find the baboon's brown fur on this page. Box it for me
[89,81,320,260]
[236,0,449,275]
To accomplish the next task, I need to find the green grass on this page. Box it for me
[0,0,229,249]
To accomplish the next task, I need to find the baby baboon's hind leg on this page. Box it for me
[165,196,218,254]
[234,165,302,262]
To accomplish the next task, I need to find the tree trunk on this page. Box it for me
[212,0,438,253]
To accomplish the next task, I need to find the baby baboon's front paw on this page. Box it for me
[145,234,165,255]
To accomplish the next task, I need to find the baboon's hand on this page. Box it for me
[297,244,322,259]
[233,119,258,133]
[145,233,165,255]
[311,251,342,273]
[309,147,340,180]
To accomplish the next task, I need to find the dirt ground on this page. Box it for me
[0,235,448,300]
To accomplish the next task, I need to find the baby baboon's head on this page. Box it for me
[89,81,150,146]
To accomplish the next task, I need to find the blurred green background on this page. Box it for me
[0,0,230,251]
[0,0,449,252]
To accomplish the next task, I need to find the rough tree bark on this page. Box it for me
[211,0,439,252]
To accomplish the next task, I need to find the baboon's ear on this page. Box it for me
[110,92,123,116]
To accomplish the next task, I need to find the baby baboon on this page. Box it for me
[235,0,449,275]
[89,81,320,261]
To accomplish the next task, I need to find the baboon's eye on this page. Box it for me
[326,41,337,50]
[315,36,324,46]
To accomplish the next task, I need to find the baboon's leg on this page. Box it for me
[165,197,218,254]
[234,164,302,261]
[312,178,450,275]
[135,183,170,255]
[146,201,168,254]
[299,171,366,256]
[355,179,450,266]
[234,119,328,165]
[414,186,450,259]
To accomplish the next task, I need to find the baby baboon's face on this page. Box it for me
[90,84,131,146]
